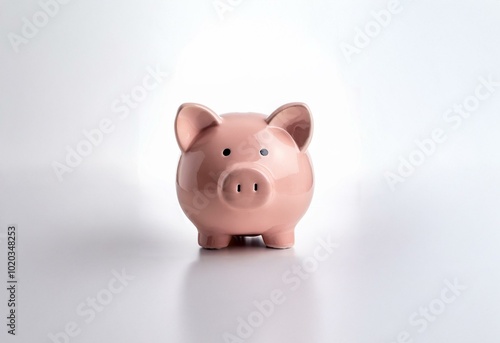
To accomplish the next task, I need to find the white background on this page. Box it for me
[1,0,500,342]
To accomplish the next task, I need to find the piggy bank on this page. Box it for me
[175,103,314,249]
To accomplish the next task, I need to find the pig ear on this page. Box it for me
[175,103,221,152]
[266,103,313,151]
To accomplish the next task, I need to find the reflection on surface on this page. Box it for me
[180,237,320,343]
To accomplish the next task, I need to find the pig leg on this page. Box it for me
[262,228,295,249]
[198,231,232,249]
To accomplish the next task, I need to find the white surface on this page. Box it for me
[1,0,500,342]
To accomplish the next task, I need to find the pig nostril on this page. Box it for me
[237,184,241,193]
[254,183,258,191]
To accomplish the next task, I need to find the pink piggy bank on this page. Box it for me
[175,103,314,249]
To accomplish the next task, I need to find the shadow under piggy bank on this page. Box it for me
[179,237,320,343]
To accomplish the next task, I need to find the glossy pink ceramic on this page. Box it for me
[175,103,314,249]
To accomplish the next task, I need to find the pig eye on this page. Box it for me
[260,148,268,156]
[222,148,231,156]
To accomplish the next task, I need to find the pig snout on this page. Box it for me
[219,167,272,209]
